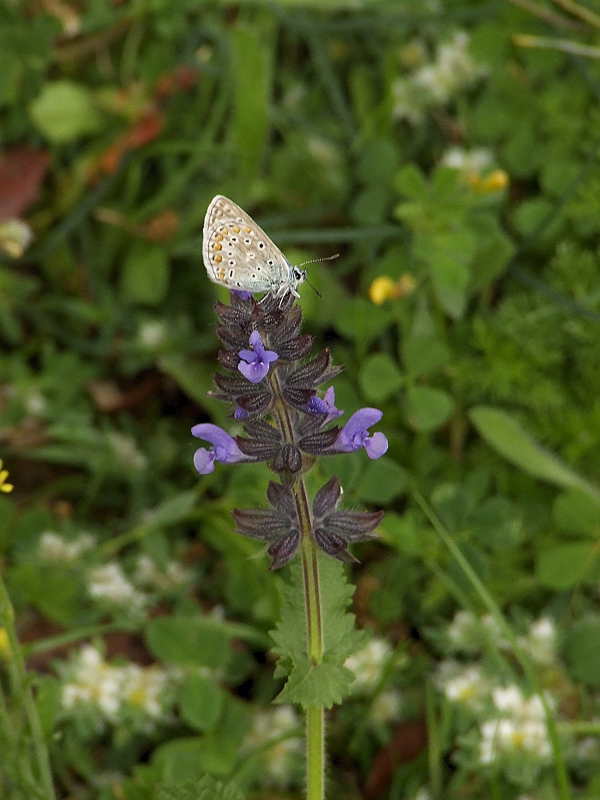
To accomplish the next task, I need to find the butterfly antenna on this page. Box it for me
[307,278,322,298]
[297,253,339,269]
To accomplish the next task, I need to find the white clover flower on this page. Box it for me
[446,610,480,652]
[133,554,191,591]
[393,31,486,122]
[344,638,392,691]
[137,321,166,350]
[121,663,170,721]
[391,78,424,124]
[108,432,147,471]
[88,563,147,610]
[244,706,302,786]
[479,685,553,764]
[61,646,121,724]
[24,390,47,416]
[519,618,557,665]
[413,788,432,800]
[437,662,490,709]
[39,531,97,562]
[480,614,508,649]
[441,147,493,173]
[61,645,173,731]
[370,689,403,724]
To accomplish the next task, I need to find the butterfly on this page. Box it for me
[202,195,307,298]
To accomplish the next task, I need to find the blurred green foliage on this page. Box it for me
[2,0,600,798]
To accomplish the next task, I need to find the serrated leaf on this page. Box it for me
[270,551,366,709]
[274,655,355,708]
[157,776,244,800]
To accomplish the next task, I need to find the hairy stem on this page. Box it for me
[269,363,325,800]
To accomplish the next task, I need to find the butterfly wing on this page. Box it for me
[202,195,292,293]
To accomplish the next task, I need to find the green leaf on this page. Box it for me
[275,656,354,708]
[469,407,600,505]
[552,490,600,538]
[378,510,427,556]
[564,619,600,687]
[146,491,198,529]
[469,215,514,290]
[9,564,83,626]
[356,139,399,186]
[431,484,473,534]
[121,240,170,305]
[145,616,231,669]
[153,699,249,779]
[356,457,407,504]
[395,163,428,200]
[178,674,224,733]
[406,385,454,432]
[29,80,103,143]
[157,777,244,800]
[231,22,271,181]
[401,336,450,378]
[358,353,402,402]
[470,497,523,549]
[512,197,554,237]
[34,675,60,739]
[536,542,599,590]
[270,552,366,709]
[333,298,392,346]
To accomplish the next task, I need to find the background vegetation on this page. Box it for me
[2,0,600,798]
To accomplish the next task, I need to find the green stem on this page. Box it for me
[0,572,56,800]
[296,477,325,800]
[269,359,325,800]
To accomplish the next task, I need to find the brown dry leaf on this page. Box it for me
[0,147,50,222]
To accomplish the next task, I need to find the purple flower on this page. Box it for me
[335,408,388,459]
[191,423,246,474]
[308,386,344,422]
[233,290,254,301]
[238,330,279,384]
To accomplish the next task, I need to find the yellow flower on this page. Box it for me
[0,460,13,493]
[369,274,416,305]
[0,628,11,659]
[467,169,509,194]
[483,169,509,192]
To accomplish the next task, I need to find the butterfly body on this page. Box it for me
[202,195,307,298]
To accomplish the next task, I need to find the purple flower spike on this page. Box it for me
[335,408,388,459]
[233,290,254,301]
[238,330,279,384]
[191,423,246,474]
